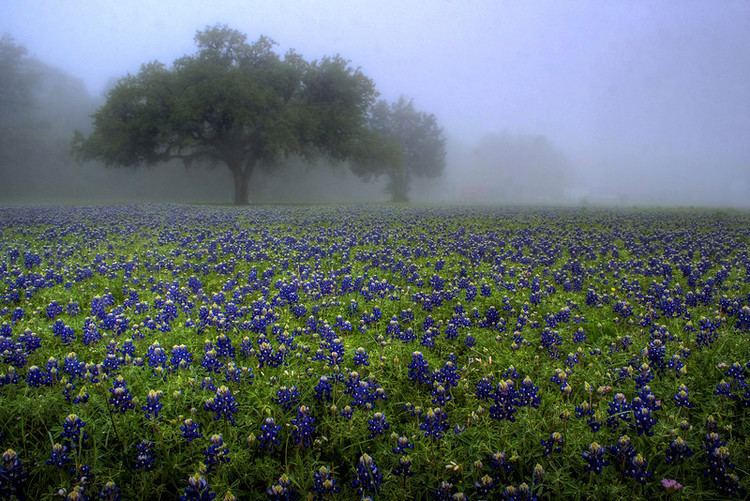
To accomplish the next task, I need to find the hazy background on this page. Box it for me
[1,0,749,206]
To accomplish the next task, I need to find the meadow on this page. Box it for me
[0,205,748,500]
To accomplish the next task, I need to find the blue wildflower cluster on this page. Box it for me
[2,206,750,498]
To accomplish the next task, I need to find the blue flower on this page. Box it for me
[408,352,431,384]
[665,436,693,464]
[312,465,339,497]
[259,417,282,451]
[314,376,332,402]
[180,419,203,443]
[367,412,390,438]
[582,442,607,474]
[291,405,316,448]
[205,386,238,424]
[99,480,121,501]
[108,377,135,413]
[46,443,71,469]
[1,449,27,497]
[134,440,155,471]
[203,434,230,472]
[142,390,164,420]
[180,473,216,501]
[353,347,370,366]
[275,386,301,411]
[267,473,297,500]
[541,432,564,456]
[352,453,382,496]
[420,407,450,439]
[61,414,88,449]
[392,435,414,455]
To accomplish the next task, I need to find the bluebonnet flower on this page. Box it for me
[476,376,494,400]
[26,365,48,387]
[52,320,76,345]
[420,407,450,439]
[367,412,390,438]
[46,443,71,469]
[573,327,587,343]
[475,474,496,496]
[180,473,216,501]
[502,483,536,501]
[108,377,135,413]
[66,300,80,317]
[582,442,607,474]
[1,449,27,497]
[203,434,230,471]
[205,386,238,424]
[339,405,353,420]
[275,386,300,411]
[714,380,734,399]
[541,432,564,456]
[704,432,744,496]
[352,453,382,496]
[674,385,693,408]
[291,405,316,448]
[550,368,569,391]
[431,384,451,406]
[606,393,631,430]
[171,345,193,369]
[490,380,519,422]
[394,455,413,477]
[259,417,282,451]
[408,352,431,384]
[631,388,660,436]
[314,376,332,402]
[142,390,163,420]
[99,481,121,501]
[215,334,235,359]
[266,473,297,500]
[435,480,456,500]
[146,341,168,369]
[736,305,750,331]
[61,414,88,449]
[517,376,541,407]
[353,347,370,366]
[312,466,339,498]
[435,360,460,388]
[180,418,202,442]
[201,349,223,373]
[46,301,63,319]
[134,440,155,471]
[393,435,414,455]
[665,436,693,464]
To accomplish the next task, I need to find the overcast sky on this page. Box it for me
[2,0,749,205]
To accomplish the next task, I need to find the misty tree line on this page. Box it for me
[1,28,446,205]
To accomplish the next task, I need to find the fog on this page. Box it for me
[1,0,749,207]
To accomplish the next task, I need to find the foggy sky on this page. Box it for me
[1,0,749,206]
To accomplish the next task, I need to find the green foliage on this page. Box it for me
[73,25,379,204]
[353,97,446,202]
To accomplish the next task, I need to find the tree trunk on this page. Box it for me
[387,169,410,203]
[230,163,251,205]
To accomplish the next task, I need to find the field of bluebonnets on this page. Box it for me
[1,204,749,500]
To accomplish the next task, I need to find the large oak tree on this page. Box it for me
[73,26,378,204]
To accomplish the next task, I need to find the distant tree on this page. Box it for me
[0,35,38,164]
[352,97,445,202]
[73,25,378,204]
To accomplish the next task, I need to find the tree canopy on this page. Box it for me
[73,26,379,204]
[354,97,446,202]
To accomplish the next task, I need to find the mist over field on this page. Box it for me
[1,1,748,206]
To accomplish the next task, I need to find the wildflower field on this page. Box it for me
[1,205,749,500]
